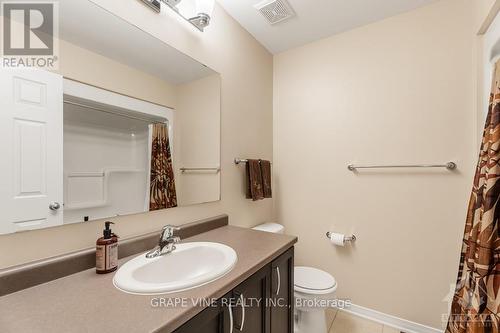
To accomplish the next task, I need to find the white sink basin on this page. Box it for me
[113,242,237,295]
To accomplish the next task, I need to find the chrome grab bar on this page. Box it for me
[347,162,457,171]
[180,167,220,173]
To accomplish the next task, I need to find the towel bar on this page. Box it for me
[347,162,457,171]
[180,167,220,173]
[234,158,272,165]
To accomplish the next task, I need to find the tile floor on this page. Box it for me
[326,309,402,333]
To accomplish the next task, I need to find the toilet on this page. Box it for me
[252,223,337,333]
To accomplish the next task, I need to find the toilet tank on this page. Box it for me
[252,223,285,234]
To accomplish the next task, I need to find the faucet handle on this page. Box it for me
[160,225,181,240]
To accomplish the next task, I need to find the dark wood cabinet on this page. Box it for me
[174,293,233,333]
[270,247,294,333]
[233,264,271,333]
[174,246,294,333]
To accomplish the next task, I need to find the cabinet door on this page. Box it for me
[270,248,294,333]
[175,293,232,333]
[232,266,271,333]
[174,303,221,333]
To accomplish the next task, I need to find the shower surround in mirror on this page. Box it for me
[0,0,221,234]
[63,101,151,224]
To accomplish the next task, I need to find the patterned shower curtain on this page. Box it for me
[445,63,500,332]
[149,123,177,210]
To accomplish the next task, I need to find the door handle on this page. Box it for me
[227,300,234,333]
[276,266,281,296]
[49,202,61,211]
[234,293,245,331]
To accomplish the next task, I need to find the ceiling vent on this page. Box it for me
[254,0,296,25]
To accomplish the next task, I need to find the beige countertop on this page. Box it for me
[0,226,297,333]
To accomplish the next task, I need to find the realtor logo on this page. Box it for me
[1,2,59,68]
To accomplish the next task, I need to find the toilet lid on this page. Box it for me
[294,266,336,294]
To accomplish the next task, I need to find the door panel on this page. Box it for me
[174,304,221,333]
[233,266,271,333]
[15,119,46,195]
[0,69,63,234]
[271,248,294,333]
[174,293,232,333]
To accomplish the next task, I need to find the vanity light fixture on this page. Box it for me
[139,0,215,31]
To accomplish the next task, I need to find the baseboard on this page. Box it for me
[341,304,443,333]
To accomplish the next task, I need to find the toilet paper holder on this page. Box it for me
[326,232,357,242]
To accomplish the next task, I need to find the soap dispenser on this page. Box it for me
[96,221,118,274]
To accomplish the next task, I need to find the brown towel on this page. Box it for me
[245,162,252,199]
[245,159,264,201]
[260,160,272,198]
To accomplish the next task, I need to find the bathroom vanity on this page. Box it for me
[175,247,294,333]
[0,216,296,333]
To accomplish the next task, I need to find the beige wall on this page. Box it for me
[0,1,273,268]
[175,74,221,205]
[274,0,477,328]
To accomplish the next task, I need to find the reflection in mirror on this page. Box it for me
[0,0,221,234]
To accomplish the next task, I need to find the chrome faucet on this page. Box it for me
[145,225,181,258]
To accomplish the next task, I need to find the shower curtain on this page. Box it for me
[445,63,500,332]
[148,123,177,211]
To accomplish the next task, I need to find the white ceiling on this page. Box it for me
[217,0,439,54]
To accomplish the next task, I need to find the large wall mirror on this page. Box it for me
[0,0,221,234]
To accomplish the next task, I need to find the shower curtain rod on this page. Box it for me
[63,100,166,124]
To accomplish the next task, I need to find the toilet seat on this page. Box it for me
[294,266,337,295]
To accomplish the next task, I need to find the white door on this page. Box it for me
[0,69,63,234]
